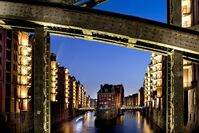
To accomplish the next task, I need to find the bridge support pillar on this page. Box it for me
[33,27,51,133]
[166,50,183,133]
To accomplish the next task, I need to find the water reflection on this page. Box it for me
[52,111,162,133]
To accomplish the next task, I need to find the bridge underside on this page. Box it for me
[0,1,199,58]
[0,1,198,133]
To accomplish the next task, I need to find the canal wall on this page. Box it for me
[144,98,166,131]
[0,112,33,133]
[184,77,199,133]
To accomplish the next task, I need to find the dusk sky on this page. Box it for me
[51,0,167,98]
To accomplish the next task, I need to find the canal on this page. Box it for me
[52,111,162,133]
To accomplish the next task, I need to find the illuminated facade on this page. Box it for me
[86,95,91,108]
[78,84,83,107]
[181,1,199,130]
[65,68,70,108]
[69,76,77,109]
[76,81,81,108]
[114,85,124,109]
[81,86,86,107]
[124,93,138,107]
[97,84,124,109]
[17,32,32,112]
[150,53,167,112]
[0,29,34,132]
[0,29,19,112]
[138,87,144,106]
[51,66,70,123]
[0,30,32,113]
[143,54,168,129]
[168,0,199,27]
[144,64,152,107]
[76,81,84,108]
[182,0,192,27]
[50,53,58,102]
[83,89,87,107]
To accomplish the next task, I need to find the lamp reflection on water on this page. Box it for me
[52,111,162,133]
[76,116,83,132]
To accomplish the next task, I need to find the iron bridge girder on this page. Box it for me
[0,0,199,56]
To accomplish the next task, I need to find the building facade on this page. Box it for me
[0,29,33,132]
[124,93,139,107]
[97,84,124,110]
[143,53,171,129]
[167,0,199,131]
[138,87,144,106]
[144,49,199,130]
[68,76,77,116]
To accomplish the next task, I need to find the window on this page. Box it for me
[182,15,192,27]
[6,51,11,60]
[182,5,191,14]
[6,62,11,71]
[193,91,196,105]
[6,39,11,49]
[6,73,11,82]
[182,0,191,14]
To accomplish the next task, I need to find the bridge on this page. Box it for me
[120,106,145,111]
[78,107,95,111]
[0,0,198,133]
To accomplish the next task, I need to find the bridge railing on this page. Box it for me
[78,107,95,111]
[120,106,145,110]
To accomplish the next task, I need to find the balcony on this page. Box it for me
[183,80,197,90]
[183,82,192,88]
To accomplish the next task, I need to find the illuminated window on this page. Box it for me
[183,66,192,88]
[182,0,191,14]
[182,5,191,14]
[193,91,196,105]
[182,0,192,27]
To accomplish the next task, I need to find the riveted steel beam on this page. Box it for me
[78,0,109,8]
[166,50,184,133]
[0,1,199,55]
[29,0,81,5]
[34,27,51,133]
[172,51,184,133]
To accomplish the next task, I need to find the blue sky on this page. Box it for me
[51,0,167,98]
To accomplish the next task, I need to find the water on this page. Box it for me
[52,111,162,133]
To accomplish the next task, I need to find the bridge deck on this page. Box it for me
[0,0,199,56]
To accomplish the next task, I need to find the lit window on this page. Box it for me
[182,0,191,14]
[193,91,196,105]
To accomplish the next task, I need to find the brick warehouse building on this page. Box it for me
[0,29,33,132]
